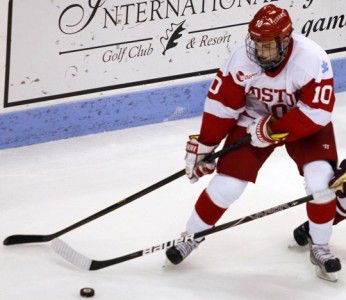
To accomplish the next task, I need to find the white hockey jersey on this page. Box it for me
[199,33,335,146]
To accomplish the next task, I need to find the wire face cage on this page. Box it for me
[245,33,289,71]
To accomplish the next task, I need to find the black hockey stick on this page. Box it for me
[52,190,330,270]
[3,135,251,246]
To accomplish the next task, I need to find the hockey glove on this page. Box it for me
[247,115,288,148]
[185,135,217,183]
[329,159,346,198]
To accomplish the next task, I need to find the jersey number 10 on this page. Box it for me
[312,85,333,105]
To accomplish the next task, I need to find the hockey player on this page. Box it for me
[166,4,342,281]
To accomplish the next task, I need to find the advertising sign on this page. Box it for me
[2,0,345,108]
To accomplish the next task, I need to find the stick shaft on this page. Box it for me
[87,193,312,270]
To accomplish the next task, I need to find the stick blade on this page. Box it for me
[3,234,50,245]
[51,238,92,270]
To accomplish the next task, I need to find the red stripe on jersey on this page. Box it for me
[299,78,335,112]
[195,189,226,225]
[270,107,322,142]
[198,112,237,146]
[197,70,245,146]
[307,198,337,224]
[208,69,246,110]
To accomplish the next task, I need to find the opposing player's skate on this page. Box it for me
[309,242,341,282]
[165,232,204,265]
[288,221,310,248]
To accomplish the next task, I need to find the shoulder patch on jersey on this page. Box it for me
[321,61,329,73]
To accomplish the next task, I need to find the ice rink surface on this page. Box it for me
[1,92,346,300]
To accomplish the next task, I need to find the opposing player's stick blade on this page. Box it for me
[3,234,52,245]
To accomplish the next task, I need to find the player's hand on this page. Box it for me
[329,159,346,198]
[247,115,288,148]
[185,135,217,183]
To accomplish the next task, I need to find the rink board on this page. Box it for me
[0,0,345,149]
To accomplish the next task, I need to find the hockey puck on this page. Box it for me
[80,287,95,298]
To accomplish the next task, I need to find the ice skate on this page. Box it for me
[165,232,204,265]
[288,221,310,248]
[309,242,341,282]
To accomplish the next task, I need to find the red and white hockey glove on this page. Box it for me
[247,115,288,148]
[329,159,346,198]
[185,135,217,183]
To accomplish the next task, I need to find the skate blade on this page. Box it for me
[315,266,338,282]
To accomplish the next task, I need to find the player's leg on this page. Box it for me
[289,123,339,247]
[294,164,346,246]
[166,126,274,264]
[294,195,346,247]
[303,161,341,276]
[287,123,341,281]
[165,174,249,265]
[288,123,338,247]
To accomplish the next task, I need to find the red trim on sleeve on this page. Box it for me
[270,75,335,142]
[198,113,237,146]
[299,78,335,112]
[208,70,246,110]
[197,69,245,146]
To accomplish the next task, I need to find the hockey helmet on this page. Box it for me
[246,4,293,70]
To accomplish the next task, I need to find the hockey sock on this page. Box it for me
[195,189,227,225]
[307,199,336,244]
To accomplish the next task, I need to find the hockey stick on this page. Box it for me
[3,134,251,246]
[51,189,334,271]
